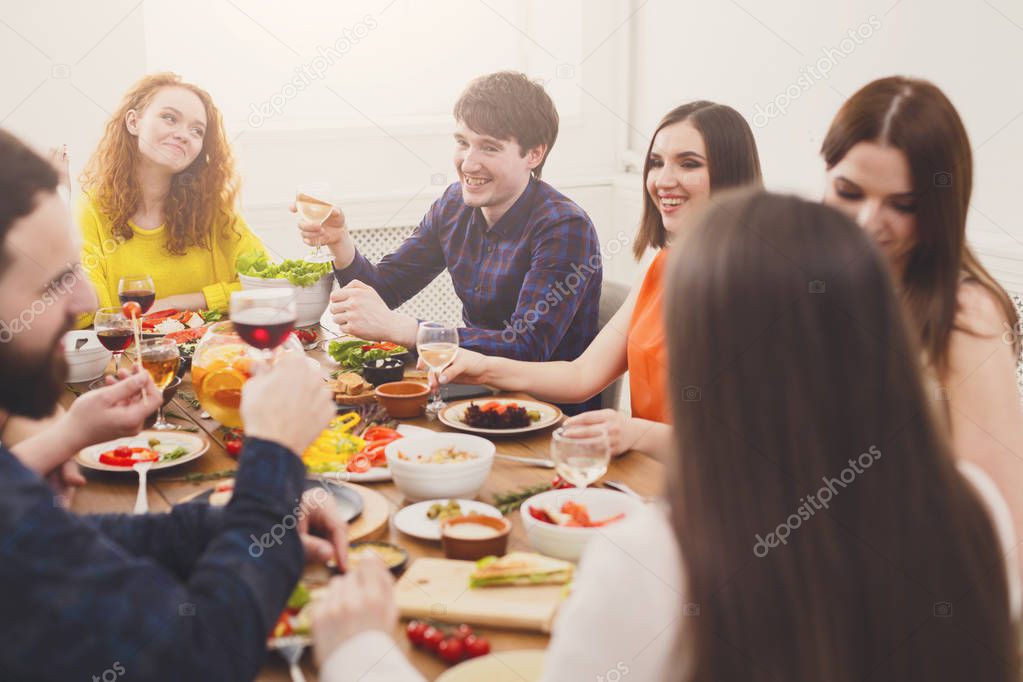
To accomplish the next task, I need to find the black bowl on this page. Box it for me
[361,356,406,385]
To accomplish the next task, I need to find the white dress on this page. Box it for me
[320,461,1020,682]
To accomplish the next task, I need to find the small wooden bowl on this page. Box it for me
[440,514,511,561]
[375,381,430,418]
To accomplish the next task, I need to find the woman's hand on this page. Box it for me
[563,409,638,457]
[420,348,489,389]
[310,554,398,667]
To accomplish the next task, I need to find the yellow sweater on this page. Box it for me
[77,193,267,326]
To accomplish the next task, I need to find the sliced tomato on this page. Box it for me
[364,443,388,466]
[98,447,159,467]
[528,506,555,524]
[560,501,592,526]
[142,308,178,322]
[362,426,400,442]
[347,454,371,474]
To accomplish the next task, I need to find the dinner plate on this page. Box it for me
[75,430,209,472]
[438,398,563,436]
[436,649,547,682]
[392,498,504,541]
[188,477,364,522]
[309,423,434,483]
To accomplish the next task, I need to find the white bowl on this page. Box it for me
[385,433,495,501]
[520,487,646,561]
[63,330,112,383]
[238,272,333,328]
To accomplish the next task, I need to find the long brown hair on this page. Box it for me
[665,190,1017,681]
[80,72,240,256]
[634,101,762,259]
[822,76,1019,373]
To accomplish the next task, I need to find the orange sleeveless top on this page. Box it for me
[627,249,670,423]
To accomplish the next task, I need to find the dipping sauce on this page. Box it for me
[443,521,501,540]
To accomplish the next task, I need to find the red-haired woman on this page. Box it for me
[77,72,266,321]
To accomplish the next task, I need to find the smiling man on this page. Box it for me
[298,71,602,413]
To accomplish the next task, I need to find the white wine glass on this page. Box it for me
[550,426,611,488]
[416,321,459,417]
[296,181,335,263]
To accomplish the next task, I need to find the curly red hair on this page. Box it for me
[81,72,240,255]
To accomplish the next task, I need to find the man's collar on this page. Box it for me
[472,176,539,238]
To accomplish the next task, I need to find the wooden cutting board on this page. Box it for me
[395,558,567,633]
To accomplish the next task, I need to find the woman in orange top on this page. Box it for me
[436,102,762,456]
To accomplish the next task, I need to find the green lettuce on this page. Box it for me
[236,250,331,288]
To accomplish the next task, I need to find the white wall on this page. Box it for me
[2,0,1021,293]
[625,0,1023,292]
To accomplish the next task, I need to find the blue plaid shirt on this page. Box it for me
[0,438,306,682]
[335,179,603,413]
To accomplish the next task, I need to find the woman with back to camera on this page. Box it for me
[432,101,763,458]
[76,72,267,323]
[304,192,1021,681]
[821,76,1023,574]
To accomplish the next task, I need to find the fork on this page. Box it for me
[132,460,153,514]
[272,636,309,682]
[602,479,650,503]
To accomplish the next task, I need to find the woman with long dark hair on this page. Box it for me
[821,76,1023,575]
[303,192,1020,681]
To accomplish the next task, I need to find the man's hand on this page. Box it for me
[297,487,349,572]
[310,554,398,667]
[241,352,335,456]
[292,202,348,248]
[330,280,418,346]
[46,459,87,507]
[64,369,164,450]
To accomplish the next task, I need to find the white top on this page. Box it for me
[321,461,1020,681]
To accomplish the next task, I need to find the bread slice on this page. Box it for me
[469,552,574,588]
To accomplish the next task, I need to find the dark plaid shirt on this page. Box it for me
[334,178,603,413]
[0,438,306,682]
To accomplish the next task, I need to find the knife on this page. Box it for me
[495,453,555,469]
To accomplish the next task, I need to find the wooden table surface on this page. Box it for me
[67,332,664,681]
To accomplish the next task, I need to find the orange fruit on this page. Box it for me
[201,367,247,410]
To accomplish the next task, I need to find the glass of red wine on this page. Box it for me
[230,289,297,361]
[118,274,156,314]
[94,306,134,373]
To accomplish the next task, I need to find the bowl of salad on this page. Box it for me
[236,250,333,327]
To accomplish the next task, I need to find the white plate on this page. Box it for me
[392,498,504,541]
[437,650,546,682]
[439,398,563,435]
[75,430,209,472]
[312,423,433,483]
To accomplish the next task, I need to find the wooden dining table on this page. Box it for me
[65,329,665,681]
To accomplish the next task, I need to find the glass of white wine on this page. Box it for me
[296,181,335,263]
[550,426,611,487]
[416,321,459,417]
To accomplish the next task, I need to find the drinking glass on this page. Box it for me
[127,337,180,430]
[550,426,611,488]
[416,321,459,417]
[118,274,156,314]
[296,182,335,263]
[94,306,134,373]
[230,289,298,361]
